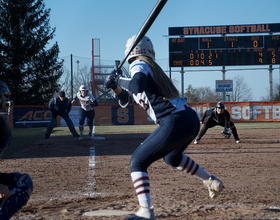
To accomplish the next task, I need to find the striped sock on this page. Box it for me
[131,172,151,209]
[176,154,210,181]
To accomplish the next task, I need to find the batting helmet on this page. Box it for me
[125,35,155,64]
[216,102,224,109]
[79,85,88,91]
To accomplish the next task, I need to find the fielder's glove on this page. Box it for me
[221,128,232,138]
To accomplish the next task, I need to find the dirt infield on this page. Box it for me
[2,128,280,219]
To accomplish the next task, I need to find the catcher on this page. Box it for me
[0,80,33,220]
[194,102,241,144]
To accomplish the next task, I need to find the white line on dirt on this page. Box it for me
[83,210,134,217]
[82,146,100,196]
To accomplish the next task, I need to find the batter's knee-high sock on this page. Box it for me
[131,172,152,209]
[79,126,84,135]
[176,154,210,181]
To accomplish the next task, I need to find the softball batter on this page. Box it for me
[71,85,98,140]
[105,36,224,220]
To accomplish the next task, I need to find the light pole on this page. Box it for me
[76,60,80,92]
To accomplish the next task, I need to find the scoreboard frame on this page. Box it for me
[169,35,280,67]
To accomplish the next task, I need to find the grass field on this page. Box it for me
[4,122,280,158]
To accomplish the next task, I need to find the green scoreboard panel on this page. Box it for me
[169,35,280,67]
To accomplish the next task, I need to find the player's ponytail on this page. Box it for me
[137,56,180,99]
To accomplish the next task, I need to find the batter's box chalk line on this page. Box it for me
[90,136,106,140]
[83,210,134,217]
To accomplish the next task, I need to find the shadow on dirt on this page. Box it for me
[5,133,149,159]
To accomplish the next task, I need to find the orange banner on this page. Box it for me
[12,101,280,128]
[188,101,280,123]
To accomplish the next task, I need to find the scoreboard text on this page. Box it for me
[169,35,280,67]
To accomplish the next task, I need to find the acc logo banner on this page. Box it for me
[13,106,51,128]
[111,105,134,125]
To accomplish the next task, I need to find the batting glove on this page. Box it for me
[104,75,117,90]
[110,67,122,77]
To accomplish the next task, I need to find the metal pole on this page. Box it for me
[71,54,73,100]
[222,66,226,102]
[269,65,273,101]
[91,39,95,97]
[76,60,79,92]
[180,67,184,98]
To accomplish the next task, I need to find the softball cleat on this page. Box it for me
[203,175,224,199]
[194,138,200,144]
[235,138,241,143]
[125,206,155,220]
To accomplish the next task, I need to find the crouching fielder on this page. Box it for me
[105,35,224,220]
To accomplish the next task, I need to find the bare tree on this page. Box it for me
[59,69,72,97]
[59,65,92,99]
[229,75,253,101]
[260,82,280,101]
[184,84,222,103]
[196,87,222,102]
[59,63,123,103]
[185,75,253,103]
[76,65,92,91]
[274,84,280,101]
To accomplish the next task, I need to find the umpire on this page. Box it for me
[44,91,79,139]
[194,102,241,144]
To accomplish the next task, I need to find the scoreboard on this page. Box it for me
[169,35,280,67]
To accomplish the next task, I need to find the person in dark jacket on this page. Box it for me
[44,91,79,139]
[0,80,33,220]
[194,102,241,144]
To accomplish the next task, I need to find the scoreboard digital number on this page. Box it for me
[169,35,280,67]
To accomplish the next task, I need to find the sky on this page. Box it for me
[43,0,280,101]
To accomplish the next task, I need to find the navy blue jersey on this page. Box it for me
[120,59,187,123]
[48,97,72,117]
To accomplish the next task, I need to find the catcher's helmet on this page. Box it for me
[79,85,88,91]
[125,35,155,64]
[0,80,10,108]
[216,102,224,108]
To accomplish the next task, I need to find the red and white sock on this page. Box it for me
[176,154,210,180]
[131,172,151,209]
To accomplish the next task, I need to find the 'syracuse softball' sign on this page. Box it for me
[216,80,233,92]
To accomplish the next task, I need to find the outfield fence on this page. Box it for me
[8,101,280,128]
